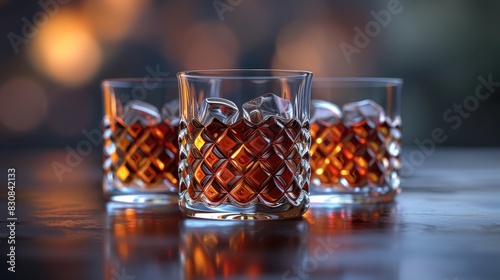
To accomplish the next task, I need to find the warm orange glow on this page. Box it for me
[273,22,329,75]
[246,261,262,278]
[30,10,102,86]
[229,231,246,250]
[193,246,208,275]
[114,224,126,237]
[203,233,219,248]
[272,21,351,76]
[114,226,130,259]
[84,0,152,42]
[124,208,136,217]
[165,21,239,69]
[159,1,196,66]
[0,78,47,132]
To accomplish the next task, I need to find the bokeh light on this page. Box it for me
[84,0,152,42]
[0,1,497,149]
[163,21,239,70]
[29,10,102,86]
[159,1,196,67]
[272,21,351,76]
[0,78,47,132]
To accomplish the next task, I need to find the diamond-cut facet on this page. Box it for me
[310,98,400,193]
[246,164,270,192]
[259,180,285,204]
[178,94,309,208]
[230,180,257,205]
[215,161,242,187]
[204,180,227,204]
[180,116,308,207]
[231,145,255,172]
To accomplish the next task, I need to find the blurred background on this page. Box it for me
[0,0,499,150]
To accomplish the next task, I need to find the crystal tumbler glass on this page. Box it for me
[310,78,403,204]
[102,78,179,203]
[177,69,312,220]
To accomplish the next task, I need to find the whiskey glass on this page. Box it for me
[177,69,312,220]
[102,78,179,203]
[310,78,403,204]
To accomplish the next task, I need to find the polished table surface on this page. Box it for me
[1,148,500,280]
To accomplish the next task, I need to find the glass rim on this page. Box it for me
[177,69,313,80]
[101,77,178,88]
[313,77,403,88]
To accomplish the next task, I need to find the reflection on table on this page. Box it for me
[180,219,307,279]
[4,149,500,280]
[300,203,400,279]
[104,202,182,280]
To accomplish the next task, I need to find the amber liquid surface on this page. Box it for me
[103,118,179,190]
[179,117,310,207]
[310,118,401,189]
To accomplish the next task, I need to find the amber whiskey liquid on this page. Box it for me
[179,117,310,208]
[310,118,401,190]
[103,117,179,191]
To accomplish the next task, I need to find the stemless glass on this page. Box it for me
[102,78,179,203]
[177,69,312,220]
[310,78,403,204]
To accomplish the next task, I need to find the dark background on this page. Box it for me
[0,2,499,280]
[0,0,499,150]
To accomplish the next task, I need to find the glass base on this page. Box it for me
[179,195,309,220]
[310,188,399,205]
[105,193,178,204]
[103,177,178,204]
